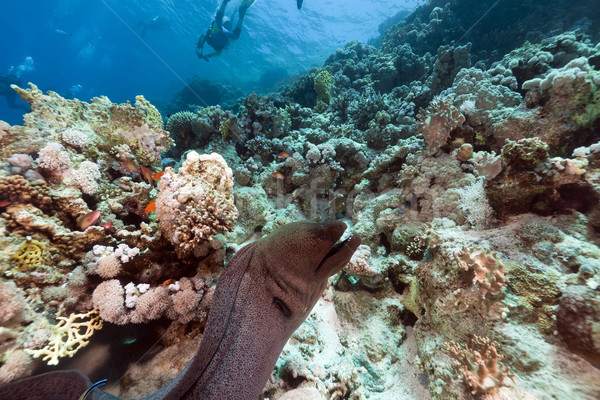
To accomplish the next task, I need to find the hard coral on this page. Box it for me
[25,309,102,366]
[12,238,45,271]
[0,176,51,209]
[313,69,333,105]
[454,246,506,299]
[416,95,465,155]
[443,336,514,396]
[156,151,237,258]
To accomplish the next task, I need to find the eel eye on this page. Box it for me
[273,297,291,318]
[319,233,328,241]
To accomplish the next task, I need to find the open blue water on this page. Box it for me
[0,0,416,125]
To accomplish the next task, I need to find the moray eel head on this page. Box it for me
[252,221,361,324]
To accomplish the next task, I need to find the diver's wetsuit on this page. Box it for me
[0,73,27,110]
[196,0,250,60]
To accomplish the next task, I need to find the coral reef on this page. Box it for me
[2,2,600,400]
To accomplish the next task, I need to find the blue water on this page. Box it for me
[0,0,416,125]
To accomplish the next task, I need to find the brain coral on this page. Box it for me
[156,151,237,258]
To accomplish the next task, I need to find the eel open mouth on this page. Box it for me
[317,233,362,275]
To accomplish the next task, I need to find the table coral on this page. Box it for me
[11,83,172,167]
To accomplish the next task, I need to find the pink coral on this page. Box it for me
[444,336,514,396]
[454,246,505,298]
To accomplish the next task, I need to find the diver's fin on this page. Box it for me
[297,0,303,9]
[79,379,108,400]
[240,0,256,9]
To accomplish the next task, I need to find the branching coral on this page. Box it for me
[454,246,506,298]
[443,336,514,396]
[37,142,71,170]
[25,310,102,366]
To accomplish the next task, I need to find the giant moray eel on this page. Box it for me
[0,221,361,400]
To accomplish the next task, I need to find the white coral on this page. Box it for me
[67,161,101,194]
[37,142,70,170]
[61,128,90,148]
[456,179,494,229]
[95,254,121,279]
[114,243,140,263]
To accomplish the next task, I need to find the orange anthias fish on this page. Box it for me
[153,171,165,182]
[121,160,140,173]
[145,200,156,214]
[101,220,113,230]
[139,166,156,185]
[0,201,10,207]
[271,171,286,180]
[277,152,292,159]
[162,279,173,286]
[77,210,101,230]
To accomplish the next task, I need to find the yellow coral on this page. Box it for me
[12,238,45,271]
[25,310,103,366]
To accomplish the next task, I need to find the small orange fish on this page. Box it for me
[0,201,10,207]
[144,200,156,214]
[271,171,286,180]
[121,160,140,173]
[77,210,101,230]
[139,166,156,185]
[277,152,292,159]
[153,171,165,181]
[162,279,173,286]
[101,220,113,230]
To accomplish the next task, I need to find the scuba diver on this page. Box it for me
[0,57,34,111]
[133,15,169,38]
[196,0,256,61]
[0,71,27,111]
